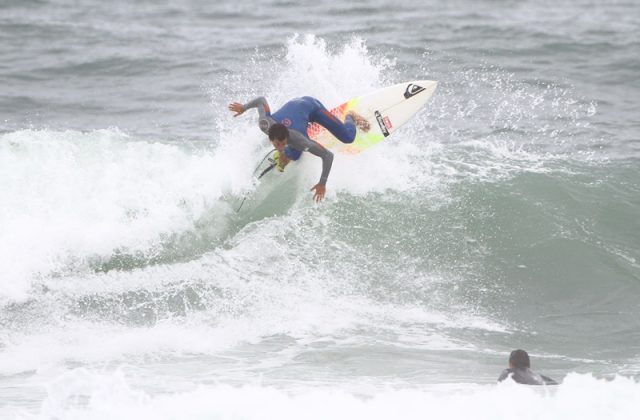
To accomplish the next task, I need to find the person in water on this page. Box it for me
[229,96,370,202]
[498,349,558,385]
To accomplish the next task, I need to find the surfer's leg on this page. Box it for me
[307,99,357,144]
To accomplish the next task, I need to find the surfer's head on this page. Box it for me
[268,123,289,150]
[509,349,531,369]
[268,123,288,142]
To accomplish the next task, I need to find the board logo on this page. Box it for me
[383,116,393,129]
[375,110,390,137]
[282,118,292,127]
[404,83,425,99]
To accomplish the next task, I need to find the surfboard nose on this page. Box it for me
[403,80,437,99]
[416,80,438,92]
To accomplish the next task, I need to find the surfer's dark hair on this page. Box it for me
[509,349,530,369]
[268,123,289,141]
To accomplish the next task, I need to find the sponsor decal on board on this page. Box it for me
[383,116,393,129]
[375,110,390,137]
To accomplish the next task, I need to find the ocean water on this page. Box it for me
[1,1,639,419]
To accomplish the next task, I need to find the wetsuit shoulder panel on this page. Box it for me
[243,96,275,134]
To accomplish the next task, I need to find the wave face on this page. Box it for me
[1,1,639,418]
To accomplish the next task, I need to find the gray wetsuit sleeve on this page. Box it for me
[497,369,511,382]
[288,130,334,186]
[243,96,275,134]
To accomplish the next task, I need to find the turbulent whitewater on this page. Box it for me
[1,1,639,419]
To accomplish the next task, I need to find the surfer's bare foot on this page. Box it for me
[347,111,370,133]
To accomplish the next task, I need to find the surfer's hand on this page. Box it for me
[310,183,326,202]
[228,102,245,117]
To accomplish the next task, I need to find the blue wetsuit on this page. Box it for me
[243,96,357,186]
[271,96,356,160]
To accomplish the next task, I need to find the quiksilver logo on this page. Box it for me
[375,111,390,137]
[404,83,425,99]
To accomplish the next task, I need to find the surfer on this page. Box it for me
[229,96,370,202]
[498,349,558,386]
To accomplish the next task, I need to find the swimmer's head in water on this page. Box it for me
[509,349,531,369]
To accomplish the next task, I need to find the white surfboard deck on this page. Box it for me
[307,80,438,153]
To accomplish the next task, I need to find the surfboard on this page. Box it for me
[235,149,278,211]
[307,80,437,153]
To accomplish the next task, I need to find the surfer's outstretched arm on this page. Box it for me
[307,141,334,192]
[243,96,271,117]
[229,96,271,116]
[285,132,333,202]
[287,131,334,188]
[229,97,274,134]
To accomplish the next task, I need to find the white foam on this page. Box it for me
[266,35,394,108]
[0,224,504,376]
[11,370,640,420]
[0,128,263,300]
